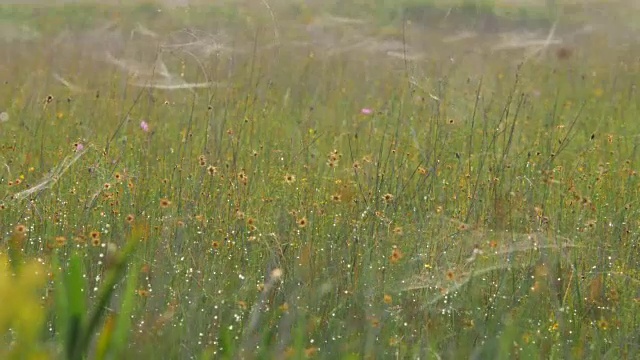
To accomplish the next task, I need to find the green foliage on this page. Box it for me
[0,0,639,359]
[50,230,141,359]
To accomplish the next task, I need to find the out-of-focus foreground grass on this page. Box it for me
[0,0,639,359]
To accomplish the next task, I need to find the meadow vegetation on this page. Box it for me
[1,0,639,358]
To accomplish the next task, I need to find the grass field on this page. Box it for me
[1,0,640,359]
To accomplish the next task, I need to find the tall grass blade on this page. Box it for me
[109,259,139,357]
[66,254,87,360]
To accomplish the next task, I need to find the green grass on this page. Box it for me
[1,1,640,359]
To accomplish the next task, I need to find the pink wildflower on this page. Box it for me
[75,143,84,151]
[360,108,373,115]
[140,120,149,132]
